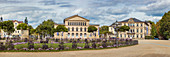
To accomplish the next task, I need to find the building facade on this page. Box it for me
[54,15,100,39]
[110,18,151,39]
[0,20,29,39]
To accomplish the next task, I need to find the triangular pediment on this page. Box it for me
[64,15,90,21]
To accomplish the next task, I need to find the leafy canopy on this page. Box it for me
[55,25,68,32]
[158,11,170,39]
[17,23,28,30]
[1,20,15,35]
[117,25,130,32]
[88,26,97,32]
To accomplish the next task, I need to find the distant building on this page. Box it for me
[0,20,29,39]
[110,18,152,39]
[54,15,100,39]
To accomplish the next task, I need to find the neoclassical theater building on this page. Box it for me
[54,15,100,39]
[110,18,152,39]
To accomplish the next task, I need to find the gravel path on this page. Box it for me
[0,40,170,57]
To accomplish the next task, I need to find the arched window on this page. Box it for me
[80,27,82,31]
[84,27,86,32]
[85,22,86,26]
[72,27,74,31]
[68,27,70,31]
[76,27,78,31]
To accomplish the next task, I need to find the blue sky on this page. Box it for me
[0,0,170,28]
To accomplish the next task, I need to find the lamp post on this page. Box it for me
[114,20,119,47]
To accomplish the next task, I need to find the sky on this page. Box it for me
[0,0,170,28]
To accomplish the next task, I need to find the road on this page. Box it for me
[0,40,170,57]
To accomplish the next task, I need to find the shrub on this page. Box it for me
[42,44,48,49]
[145,36,154,39]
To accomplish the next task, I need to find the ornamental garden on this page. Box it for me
[0,38,138,52]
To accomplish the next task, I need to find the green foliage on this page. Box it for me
[148,21,158,37]
[55,25,68,32]
[99,26,112,38]
[24,17,28,24]
[145,36,154,39]
[17,23,28,30]
[158,11,170,39]
[118,25,130,32]
[2,20,15,35]
[88,26,97,32]
[36,19,55,36]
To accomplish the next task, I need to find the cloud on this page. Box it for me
[0,0,169,28]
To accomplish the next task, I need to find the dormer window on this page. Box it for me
[15,23,17,25]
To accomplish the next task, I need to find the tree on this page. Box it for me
[117,25,130,32]
[54,25,68,40]
[148,21,158,37]
[100,26,112,38]
[88,26,97,32]
[28,25,34,35]
[35,19,55,39]
[24,17,28,24]
[88,26,97,38]
[55,25,68,32]
[17,23,28,30]
[157,11,170,39]
[2,20,15,38]
[116,25,130,38]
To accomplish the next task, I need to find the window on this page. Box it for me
[15,23,17,25]
[83,22,84,26]
[141,34,142,38]
[57,32,59,36]
[137,23,138,27]
[68,22,69,25]
[141,24,142,27]
[18,31,19,33]
[76,27,78,31]
[84,28,86,32]
[79,22,80,26]
[120,34,122,37]
[76,33,78,38]
[137,34,138,38]
[84,33,86,37]
[72,33,74,38]
[128,35,129,37]
[124,34,126,38]
[68,33,70,37]
[81,22,82,26]
[72,27,74,31]
[80,27,82,32]
[94,33,96,37]
[68,27,70,31]
[137,29,138,33]
[133,29,134,32]
[141,29,143,33]
[80,33,82,38]
[124,23,126,26]
[85,22,86,26]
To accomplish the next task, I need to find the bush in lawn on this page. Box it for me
[28,41,34,49]
[24,38,28,42]
[69,39,73,43]
[0,43,5,50]
[58,42,64,50]
[42,44,48,49]
[92,42,96,48]
[72,41,77,49]
[55,39,59,42]
[6,40,14,50]
[84,39,89,49]
[84,43,89,49]
[102,39,107,48]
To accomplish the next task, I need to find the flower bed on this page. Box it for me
[0,38,138,52]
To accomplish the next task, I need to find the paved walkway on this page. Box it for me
[0,40,170,57]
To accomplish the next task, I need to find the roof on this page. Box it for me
[12,20,23,23]
[64,15,90,22]
[120,18,143,22]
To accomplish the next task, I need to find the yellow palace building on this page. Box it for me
[54,15,100,39]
